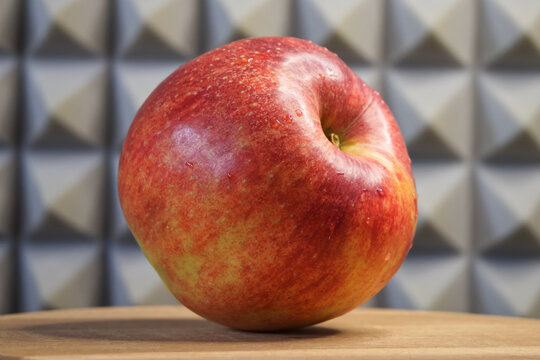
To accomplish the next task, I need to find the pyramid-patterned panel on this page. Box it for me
[205,0,292,51]
[115,0,200,59]
[381,253,470,312]
[297,0,383,64]
[477,70,540,162]
[387,0,474,67]
[0,0,20,55]
[475,164,540,256]
[0,0,538,319]
[21,243,103,311]
[0,241,12,314]
[474,257,540,317]
[386,69,473,160]
[0,150,15,237]
[0,58,17,146]
[479,0,540,68]
[24,60,108,148]
[26,0,109,57]
[23,152,105,240]
[411,162,471,254]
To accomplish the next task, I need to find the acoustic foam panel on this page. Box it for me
[0,0,538,317]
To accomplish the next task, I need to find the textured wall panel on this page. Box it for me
[477,71,540,161]
[475,165,540,255]
[0,0,538,317]
[0,0,19,55]
[297,0,383,64]
[23,152,105,239]
[0,59,17,145]
[411,162,471,253]
[26,0,110,56]
[116,0,199,59]
[0,241,12,313]
[382,254,469,311]
[205,0,292,51]
[386,69,473,159]
[24,60,108,148]
[473,0,540,319]
[0,151,15,237]
[479,0,540,68]
[21,243,103,311]
[387,0,474,67]
[474,257,540,316]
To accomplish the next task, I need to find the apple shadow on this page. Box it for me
[22,318,343,343]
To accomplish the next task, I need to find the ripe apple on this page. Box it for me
[118,37,417,331]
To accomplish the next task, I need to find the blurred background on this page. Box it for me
[0,0,539,317]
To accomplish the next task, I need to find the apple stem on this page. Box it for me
[329,133,341,149]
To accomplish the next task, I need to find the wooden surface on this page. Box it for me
[0,306,539,359]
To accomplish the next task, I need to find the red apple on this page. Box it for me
[118,37,417,331]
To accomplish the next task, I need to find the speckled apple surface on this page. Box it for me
[0,0,539,319]
[118,37,417,330]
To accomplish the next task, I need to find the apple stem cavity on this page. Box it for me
[328,132,341,149]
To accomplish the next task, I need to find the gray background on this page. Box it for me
[0,0,539,317]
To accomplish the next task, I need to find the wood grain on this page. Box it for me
[0,306,539,359]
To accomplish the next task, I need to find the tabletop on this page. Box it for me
[0,306,539,359]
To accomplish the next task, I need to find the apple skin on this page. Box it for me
[118,37,417,331]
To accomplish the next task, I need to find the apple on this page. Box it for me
[118,37,417,331]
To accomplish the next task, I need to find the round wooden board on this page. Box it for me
[0,306,539,359]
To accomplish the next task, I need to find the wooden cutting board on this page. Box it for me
[0,306,539,359]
